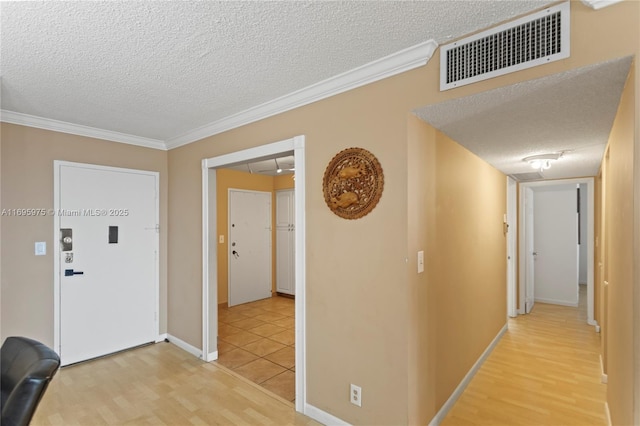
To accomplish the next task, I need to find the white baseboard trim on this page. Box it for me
[166,334,202,358]
[605,402,612,426]
[155,333,168,343]
[304,403,350,426]
[534,297,578,307]
[204,350,219,362]
[600,355,608,383]
[429,324,508,426]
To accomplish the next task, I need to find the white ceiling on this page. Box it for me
[415,56,633,180]
[1,1,628,181]
[1,0,551,145]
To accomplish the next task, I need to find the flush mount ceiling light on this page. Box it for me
[522,152,563,171]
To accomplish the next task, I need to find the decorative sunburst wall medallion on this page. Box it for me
[322,147,384,220]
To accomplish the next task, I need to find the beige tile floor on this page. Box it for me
[216,295,296,402]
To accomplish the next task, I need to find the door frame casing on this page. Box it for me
[506,177,518,317]
[201,135,306,413]
[227,188,272,307]
[53,161,160,359]
[517,177,595,325]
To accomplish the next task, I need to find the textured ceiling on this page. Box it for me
[1,0,551,145]
[415,56,632,180]
[2,1,626,182]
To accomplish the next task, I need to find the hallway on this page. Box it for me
[442,287,606,425]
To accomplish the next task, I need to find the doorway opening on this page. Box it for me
[201,135,306,412]
[517,177,596,327]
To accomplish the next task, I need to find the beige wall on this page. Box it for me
[0,1,637,424]
[166,2,638,424]
[0,124,169,346]
[602,64,635,426]
[215,168,294,305]
[434,129,508,408]
[273,173,295,191]
[407,114,437,423]
[406,117,507,423]
[169,80,414,423]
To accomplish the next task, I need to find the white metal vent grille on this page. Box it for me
[510,172,544,182]
[440,2,570,91]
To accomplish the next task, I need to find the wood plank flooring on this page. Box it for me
[32,289,605,425]
[442,288,607,426]
[31,341,318,426]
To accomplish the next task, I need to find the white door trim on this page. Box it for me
[202,135,306,414]
[517,177,595,325]
[506,177,518,318]
[53,161,160,357]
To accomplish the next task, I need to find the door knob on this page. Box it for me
[64,269,84,276]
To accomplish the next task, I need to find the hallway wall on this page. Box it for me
[602,62,636,426]
[433,129,507,409]
[407,116,507,422]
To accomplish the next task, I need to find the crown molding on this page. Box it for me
[2,39,438,151]
[165,39,438,150]
[580,0,623,10]
[0,110,167,150]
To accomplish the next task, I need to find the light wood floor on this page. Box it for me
[33,290,604,425]
[442,287,607,425]
[32,341,318,425]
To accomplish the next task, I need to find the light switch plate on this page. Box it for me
[417,250,424,273]
[35,242,46,256]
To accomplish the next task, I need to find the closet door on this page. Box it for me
[276,189,295,295]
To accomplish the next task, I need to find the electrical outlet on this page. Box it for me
[350,384,362,407]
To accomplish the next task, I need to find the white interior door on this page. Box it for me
[228,189,272,306]
[57,162,158,366]
[533,185,579,306]
[524,187,536,314]
[276,189,295,295]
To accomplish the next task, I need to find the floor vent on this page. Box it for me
[440,2,570,91]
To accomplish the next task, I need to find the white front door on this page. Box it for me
[228,189,272,306]
[57,162,158,366]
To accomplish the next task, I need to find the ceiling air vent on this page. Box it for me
[510,172,544,182]
[440,2,570,91]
